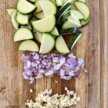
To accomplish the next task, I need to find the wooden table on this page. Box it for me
[0,0,108,108]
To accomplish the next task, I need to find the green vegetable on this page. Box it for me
[39,33,55,54]
[55,36,70,54]
[31,15,56,32]
[17,0,36,14]
[19,40,39,52]
[68,31,83,49]
[14,27,33,41]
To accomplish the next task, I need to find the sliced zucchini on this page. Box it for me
[57,2,72,19]
[56,0,63,6]
[70,10,84,19]
[34,32,43,43]
[39,0,57,16]
[14,27,33,41]
[74,1,90,20]
[62,13,81,29]
[71,5,77,10]
[19,40,39,52]
[32,15,56,32]
[11,9,19,30]
[56,36,70,54]
[81,18,90,26]
[68,31,82,49]
[35,12,45,19]
[35,0,42,13]
[16,12,29,25]
[17,0,36,14]
[60,28,79,35]
[7,8,16,16]
[39,33,55,54]
[78,0,87,3]
[51,27,59,36]
[51,0,56,4]
[62,10,84,21]
[21,23,32,30]
[28,0,36,3]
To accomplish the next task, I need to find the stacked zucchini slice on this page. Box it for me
[7,0,90,54]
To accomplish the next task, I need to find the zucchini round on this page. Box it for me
[14,27,33,41]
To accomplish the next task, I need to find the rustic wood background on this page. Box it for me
[0,0,108,108]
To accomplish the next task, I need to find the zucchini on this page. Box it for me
[17,0,36,14]
[19,40,39,52]
[21,23,32,30]
[16,12,29,25]
[56,0,63,6]
[7,8,16,16]
[62,12,81,29]
[70,10,84,19]
[78,0,87,3]
[39,0,57,16]
[35,0,42,13]
[39,33,55,54]
[81,18,90,26]
[51,27,59,36]
[57,2,72,19]
[11,9,19,30]
[35,12,45,19]
[34,32,43,43]
[60,28,79,35]
[74,1,90,20]
[55,36,70,54]
[28,0,36,3]
[51,0,56,4]
[68,31,82,49]
[14,27,33,41]
[32,15,56,32]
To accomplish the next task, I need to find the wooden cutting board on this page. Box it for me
[0,0,108,108]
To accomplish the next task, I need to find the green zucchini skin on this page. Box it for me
[57,2,72,19]
[60,28,79,35]
[68,31,83,50]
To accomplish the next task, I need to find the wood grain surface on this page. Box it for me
[0,0,108,108]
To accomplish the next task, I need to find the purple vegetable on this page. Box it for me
[22,52,84,83]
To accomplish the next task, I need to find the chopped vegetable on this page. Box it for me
[26,88,80,108]
[23,52,84,83]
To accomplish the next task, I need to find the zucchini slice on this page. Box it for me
[51,27,59,36]
[55,36,70,54]
[7,8,16,16]
[81,18,90,26]
[17,0,36,14]
[70,10,84,19]
[35,0,42,13]
[39,0,57,16]
[57,2,72,19]
[78,0,87,3]
[56,0,63,6]
[39,33,55,54]
[32,15,56,32]
[74,1,90,20]
[19,40,39,52]
[14,27,33,41]
[28,0,36,3]
[62,13,81,29]
[16,12,29,25]
[51,0,56,4]
[35,12,45,19]
[34,32,43,43]
[11,9,19,30]
[60,28,78,35]
[21,23,32,30]
[68,31,82,49]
